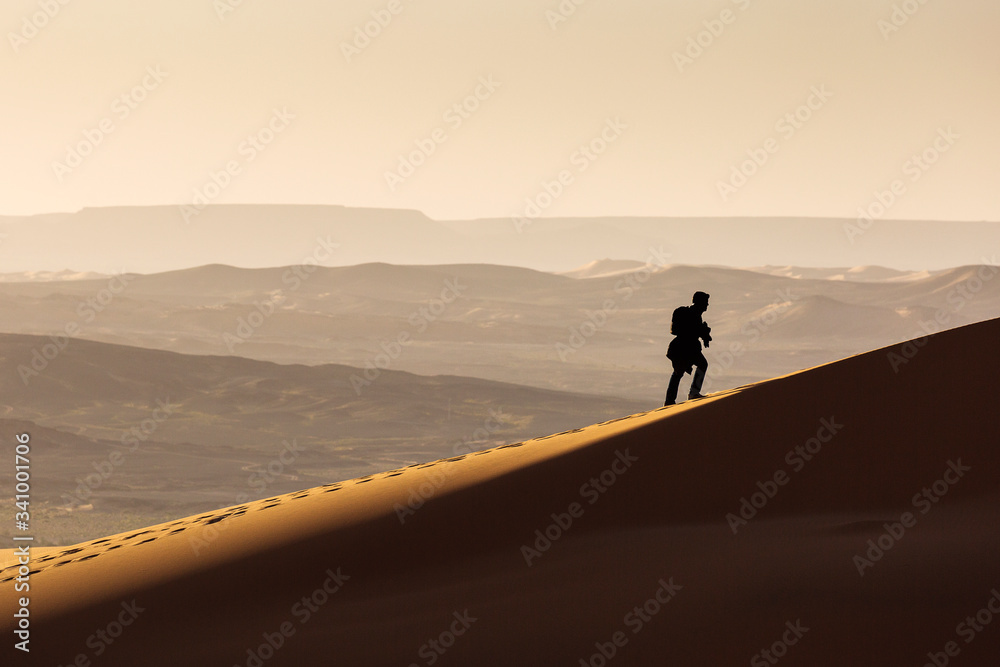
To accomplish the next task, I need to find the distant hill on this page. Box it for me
[0,261,997,403]
[0,332,646,544]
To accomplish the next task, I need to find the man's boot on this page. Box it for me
[688,365,706,400]
[665,372,682,406]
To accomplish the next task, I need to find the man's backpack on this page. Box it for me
[670,306,690,337]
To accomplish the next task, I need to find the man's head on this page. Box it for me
[692,291,710,312]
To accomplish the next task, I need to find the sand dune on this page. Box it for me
[745,264,940,282]
[4,318,997,665]
[0,270,110,283]
[742,294,974,342]
[560,258,659,279]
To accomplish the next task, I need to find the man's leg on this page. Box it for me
[665,370,683,405]
[688,353,708,399]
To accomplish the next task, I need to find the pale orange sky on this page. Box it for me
[1,0,997,221]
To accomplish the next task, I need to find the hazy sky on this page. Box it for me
[2,0,997,221]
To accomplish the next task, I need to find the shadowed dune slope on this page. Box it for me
[4,318,999,665]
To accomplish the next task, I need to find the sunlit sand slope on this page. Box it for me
[3,319,999,665]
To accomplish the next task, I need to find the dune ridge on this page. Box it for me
[3,319,999,665]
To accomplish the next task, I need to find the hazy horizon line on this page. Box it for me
[1,203,997,225]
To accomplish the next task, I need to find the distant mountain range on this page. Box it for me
[1,205,996,273]
[1,261,997,405]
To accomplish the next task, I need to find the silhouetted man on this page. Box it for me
[664,291,712,406]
